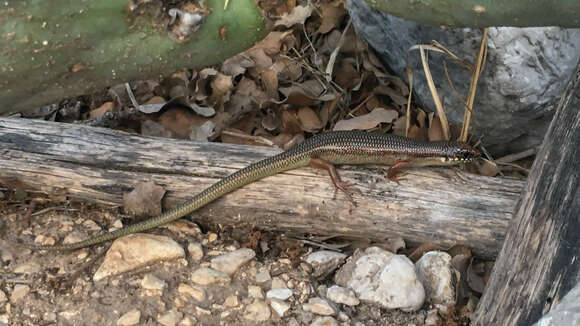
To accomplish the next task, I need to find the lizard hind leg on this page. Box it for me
[309,158,357,205]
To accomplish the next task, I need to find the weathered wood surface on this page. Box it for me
[472,60,580,325]
[0,117,524,258]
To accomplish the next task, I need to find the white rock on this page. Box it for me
[305,250,347,277]
[43,311,57,322]
[158,309,183,326]
[243,300,271,322]
[178,283,206,302]
[141,274,167,291]
[327,285,360,306]
[0,314,8,325]
[269,298,291,317]
[190,267,230,285]
[117,309,141,326]
[210,248,255,275]
[415,251,458,309]
[255,268,271,283]
[13,262,41,274]
[10,285,30,302]
[302,297,336,316]
[266,288,293,301]
[187,242,204,262]
[207,232,218,242]
[271,277,287,289]
[335,247,425,311]
[93,234,184,281]
[0,290,6,303]
[248,285,264,299]
[178,316,196,326]
[310,316,339,326]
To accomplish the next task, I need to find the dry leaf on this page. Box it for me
[334,60,361,90]
[375,84,408,107]
[123,181,165,217]
[221,53,255,78]
[141,120,173,138]
[274,4,313,27]
[428,115,445,141]
[252,30,294,56]
[477,159,499,177]
[407,243,441,262]
[383,237,405,253]
[318,2,347,34]
[333,108,398,131]
[227,77,269,120]
[159,107,206,139]
[392,116,407,136]
[190,120,215,142]
[89,102,115,119]
[281,109,303,134]
[272,57,302,81]
[261,69,279,100]
[210,73,233,107]
[261,108,280,131]
[297,106,322,132]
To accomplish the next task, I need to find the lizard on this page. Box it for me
[23,130,480,250]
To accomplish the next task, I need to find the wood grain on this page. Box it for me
[472,59,580,325]
[0,117,524,258]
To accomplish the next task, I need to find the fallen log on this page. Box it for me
[0,117,524,258]
[472,59,580,325]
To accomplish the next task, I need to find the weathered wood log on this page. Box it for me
[472,60,580,324]
[0,117,524,258]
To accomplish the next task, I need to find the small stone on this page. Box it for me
[190,267,230,285]
[93,234,184,281]
[0,248,13,264]
[255,268,271,283]
[305,250,347,278]
[271,277,287,289]
[266,288,293,301]
[0,290,6,303]
[158,309,183,326]
[415,251,458,310]
[248,285,264,299]
[327,285,360,306]
[302,297,336,316]
[109,219,124,232]
[223,295,239,307]
[178,284,206,302]
[187,242,204,261]
[425,309,440,326]
[10,285,30,302]
[34,234,55,245]
[207,232,218,242]
[0,314,8,325]
[178,316,196,326]
[83,219,101,231]
[141,274,167,291]
[210,248,255,275]
[117,309,141,326]
[13,262,41,274]
[269,298,291,317]
[310,316,339,326]
[43,311,57,322]
[243,300,271,322]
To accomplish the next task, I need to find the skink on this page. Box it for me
[25,130,480,250]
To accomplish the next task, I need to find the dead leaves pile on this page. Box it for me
[85,0,437,150]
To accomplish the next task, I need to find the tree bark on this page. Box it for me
[0,117,524,258]
[472,60,580,325]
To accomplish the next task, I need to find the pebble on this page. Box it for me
[158,309,183,326]
[248,285,264,299]
[310,316,339,326]
[10,284,30,302]
[178,316,196,326]
[425,309,441,326]
[243,300,271,322]
[305,250,347,278]
[141,274,167,291]
[255,268,271,283]
[93,234,184,281]
[326,285,360,306]
[13,262,41,274]
[335,247,425,311]
[117,309,141,326]
[178,283,206,302]
[266,288,293,301]
[207,232,218,242]
[223,295,239,307]
[34,234,55,245]
[43,311,57,322]
[190,267,230,285]
[210,248,255,275]
[83,219,101,231]
[0,248,13,264]
[187,242,204,261]
[0,290,5,303]
[415,251,458,309]
[269,298,291,317]
[302,297,336,316]
[271,277,287,289]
